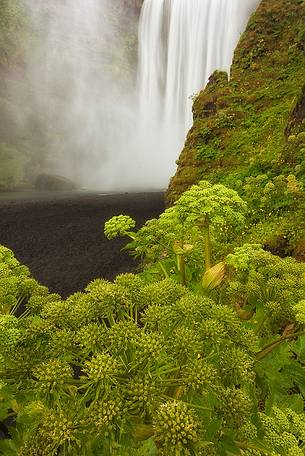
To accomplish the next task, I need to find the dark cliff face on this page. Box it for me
[167,0,305,204]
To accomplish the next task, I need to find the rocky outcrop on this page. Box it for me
[34,174,77,191]
[285,84,305,138]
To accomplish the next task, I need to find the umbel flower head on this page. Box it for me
[83,353,122,383]
[183,358,218,392]
[84,398,123,435]
[0,315,23,351]
[153,400,200,453]
[174,180,247,230]
[32,359,73,393]
[107,320,140,352]
[125,374,158,415]
[104,215,136,239]
[39,407,77,449]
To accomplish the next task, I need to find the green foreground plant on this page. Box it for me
[1,234,305,455]
[104,180,247,288]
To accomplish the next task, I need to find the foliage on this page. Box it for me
[104,180,247,285]
[1,245,305,454]
[104,215,136,240]
[0,247,255,454]
[225,244,305,335]
[0,245,51,315]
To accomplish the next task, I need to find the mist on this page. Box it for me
[7,0,260,191]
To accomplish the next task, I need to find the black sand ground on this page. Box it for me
[0,191,164,297]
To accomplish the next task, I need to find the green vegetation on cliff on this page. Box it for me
[167,0,305,258]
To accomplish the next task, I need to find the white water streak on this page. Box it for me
[137,0,260,186]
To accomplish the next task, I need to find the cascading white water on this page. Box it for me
[137,0,260,186]
[13,0,259,191]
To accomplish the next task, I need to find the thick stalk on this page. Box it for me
[202,217,211,271]
[177,240,186,286]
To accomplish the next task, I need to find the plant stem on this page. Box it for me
[158,261,169,279]
[256,330,305,361]
[176,240,186,286]
[179,254,186,287]
[202,217,211,271]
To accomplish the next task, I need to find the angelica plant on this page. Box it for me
[1,247,305,455]
[104,180,247,286]
[0,245,49,316]
[225,243,305,335]
[174,180,247,271]
[0,265,262,455]
[254,407,305,455]
[153,400,200,455]
[104,215,136,240]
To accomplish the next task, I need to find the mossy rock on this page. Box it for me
[166,0,305,256]
[167,0,305,205]
[34,173,77,191]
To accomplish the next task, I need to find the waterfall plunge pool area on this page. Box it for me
[0,191,165,298]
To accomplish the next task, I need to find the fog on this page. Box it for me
[8,0,260,191]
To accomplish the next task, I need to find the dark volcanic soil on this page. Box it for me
[0,191,164,297]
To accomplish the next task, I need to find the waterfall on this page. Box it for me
[21,1,126,186]
[137,0,260,186]
[14,0,259,191]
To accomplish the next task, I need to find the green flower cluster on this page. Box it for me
[0,245,48,316]
[183,358,218,392]
[135,332,165,360]
[125,375,158,415]
[104,215,136,239]
[0,314,23,351]
[83,353,122,383]
[217,387,252,427]
[174,180,247,230]
[48,328,75,357]
[108,320,141,353]
[140,279,187,307]
[168,327,202,362]
[259,407,305,455]
[104,180,248,283]
[219,347,255,385]
[32,359,73,393]
[84,399,123,435]
[1,246,305,455]
[226,244,305,334]
[76,323,105,352]
[39,408,77,449]
[153,400,200,454]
